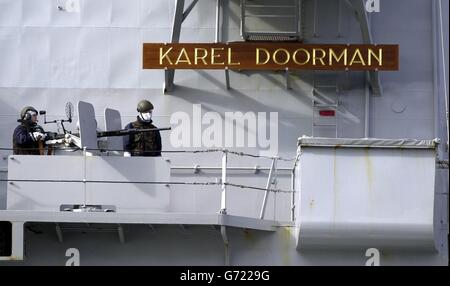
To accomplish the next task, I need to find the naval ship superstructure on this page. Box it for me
[0,0,448,265]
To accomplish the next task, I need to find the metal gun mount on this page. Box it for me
[44,133,82,150]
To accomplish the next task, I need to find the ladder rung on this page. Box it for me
[313,90,339,95]
[314,85,338,89]
[244,14,297,18]
[313,100,338,105]
[313,123,337,127]
[244,5,297,8]
[245,31,300,35]
[314,104,338,108]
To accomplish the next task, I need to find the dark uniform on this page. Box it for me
[12,107,45,155]
[124,117,162,157]
[13,123,41,155]
[123,100,162,157]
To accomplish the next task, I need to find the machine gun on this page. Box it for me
[46,127,171,151]
[97,127,171,138]
[41,102,171,152]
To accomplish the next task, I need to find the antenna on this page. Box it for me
[65,102,74,123]
[40,102,74,134]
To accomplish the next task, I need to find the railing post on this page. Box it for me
[220,150,228,214]
[291,152,301,221]
[83,146,87,207]
[259,157,277,219]
[290,168,295,221]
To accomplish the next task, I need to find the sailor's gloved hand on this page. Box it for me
[30,132,46,141]
[44,132,57,141]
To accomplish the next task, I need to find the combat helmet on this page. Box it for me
[137,100,154,113]
[20,106,38,121]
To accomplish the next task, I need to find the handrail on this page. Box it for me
[2,147,297,221]
[0,147,294,162]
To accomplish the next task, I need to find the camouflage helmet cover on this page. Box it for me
[137,100,154,113]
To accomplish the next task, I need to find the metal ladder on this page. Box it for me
[311,72,340,138]
[241,0,302,41]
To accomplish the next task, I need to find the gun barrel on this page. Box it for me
[97,127,171,138]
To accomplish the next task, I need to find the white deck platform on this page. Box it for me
[0,210,281,231]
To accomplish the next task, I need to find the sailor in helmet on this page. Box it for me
[123,100,162,157]
[12,106,47,155]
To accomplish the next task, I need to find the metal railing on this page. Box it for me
[1,147,298,222]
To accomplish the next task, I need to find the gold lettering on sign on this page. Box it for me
[211,48,225,65]
[368,48,383,66]
[349,49,366,66]
[272,49,290,65]
[194,48,208,65]
[329,49,347,65]
[313,48,326,65]
[227,47,240,65]
[256,48,270,65]
[293,48,310,65]
[176,48,192,65]
[144,43,397,70]
[159,47,173,65]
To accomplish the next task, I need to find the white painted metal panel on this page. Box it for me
[7,155,85,211]
[85,156,170,212]
[296,141,437,250]
[6,156,170,213]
